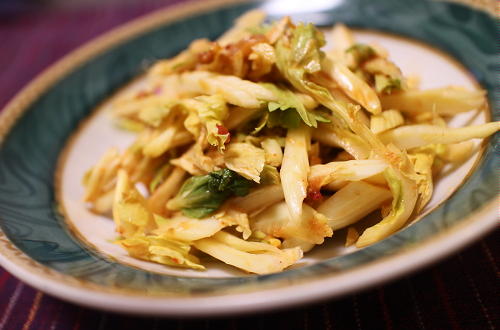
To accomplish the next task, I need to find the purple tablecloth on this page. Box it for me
[0,1,498,329]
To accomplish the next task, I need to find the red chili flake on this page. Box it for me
[307,189,323,201]
[172,258,180,264]
[216,124,230,143]
[216,124,229,135]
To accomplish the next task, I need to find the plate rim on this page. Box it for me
[0,0,497,316]
[0,202,495,316]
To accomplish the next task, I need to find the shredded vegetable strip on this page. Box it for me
[329,62,382,114]
[380,123,500,149]
[309,160,388,191]
[280,125,310,221]
[317,181,392,230]
[356,169,418,247]
[148,167,187,215]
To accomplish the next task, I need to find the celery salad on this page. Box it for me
[82,11,499,274]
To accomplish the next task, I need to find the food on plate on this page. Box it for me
[82,10,499,274]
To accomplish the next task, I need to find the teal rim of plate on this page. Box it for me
[0,0,498,295]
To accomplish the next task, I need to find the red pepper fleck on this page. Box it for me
[216,124,230,143]
[307,189,323,201]
[172,258,180,264]
[216,124,229,135]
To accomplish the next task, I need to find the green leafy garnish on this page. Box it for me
[256,83,330,131]
[274,23,351,124]
[207,169,252,196]
[374,75,402,94]
[275,23,329,99]
[167,169,253,218]
[346,44,376,66]
[252,108,300,133]
[182,94,229,151]
[263,83,317,126]
[259,165,281,185]
[267,109,302,129]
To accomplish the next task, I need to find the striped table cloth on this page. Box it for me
[0,1,498,329]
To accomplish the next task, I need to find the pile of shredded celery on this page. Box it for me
[82,11,499,274]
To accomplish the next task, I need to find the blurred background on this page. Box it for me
[0,0,494,15]
[0,0,169,15]
[0,0,179,110]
